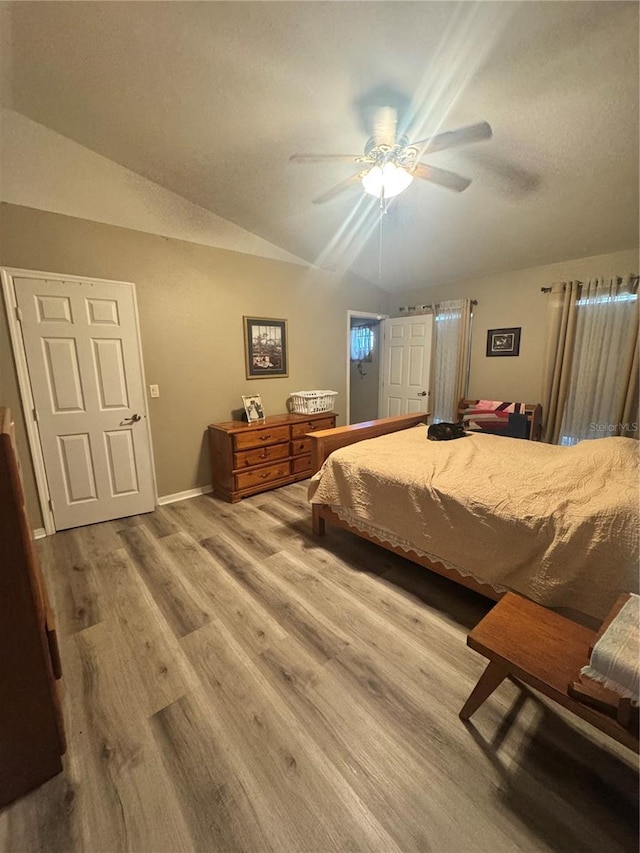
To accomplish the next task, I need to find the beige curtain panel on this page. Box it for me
[433,299,472,423]
[542,275,639,444]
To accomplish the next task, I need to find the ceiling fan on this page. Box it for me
[290,107,492,204]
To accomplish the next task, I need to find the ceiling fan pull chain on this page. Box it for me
[378,204,384,288]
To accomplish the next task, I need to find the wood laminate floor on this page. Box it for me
[1,482,637,852]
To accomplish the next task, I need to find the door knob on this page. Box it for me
[417,391,428,397]
[122,413,141,425]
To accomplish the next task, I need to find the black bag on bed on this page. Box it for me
[427,421,466,441]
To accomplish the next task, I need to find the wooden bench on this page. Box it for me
[457,399,543,441]
[460,592,639,753]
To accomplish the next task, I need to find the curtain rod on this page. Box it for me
[423,299,478,308]
[433,299,478,307]
[541,275,639,293]
[406,299,478,310]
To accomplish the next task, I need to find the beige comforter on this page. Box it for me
[309,428,639,621]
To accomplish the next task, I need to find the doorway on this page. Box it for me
[346,311,386,425]
[2,268,156,534]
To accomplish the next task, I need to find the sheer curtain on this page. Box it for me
[432,299,472,423]
[543,275,639,444]
[350,325,374,361]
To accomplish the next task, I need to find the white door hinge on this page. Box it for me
[48,498,54,513]
[32,407,38,421]
[15,306,23,322]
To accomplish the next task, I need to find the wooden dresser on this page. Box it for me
[0,408,65,807]
[209,412,337,502]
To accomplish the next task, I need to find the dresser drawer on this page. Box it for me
[234,425,290,451]
[290,417,335,437]
[234,443,289,469]
[292,454,312,475]
[290,438,312,456]
[235,461,291,491]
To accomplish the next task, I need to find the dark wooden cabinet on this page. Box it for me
[209,412,337,502]
[0,408,65,808]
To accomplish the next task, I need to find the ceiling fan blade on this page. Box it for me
[290,154,359,164]
[373,106,397,147]
[411,121,492,155]
[312,173,363,204]
[414,163,472,193]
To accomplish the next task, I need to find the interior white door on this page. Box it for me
[15,277,155,530]
[380,315,433,416]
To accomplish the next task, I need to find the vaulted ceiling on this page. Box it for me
[2,1,638,291]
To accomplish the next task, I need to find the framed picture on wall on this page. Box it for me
[486,327,521,357]
[244,316,288,379]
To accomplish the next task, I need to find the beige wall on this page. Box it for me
[0,203,389,528]
[391,248,639,405]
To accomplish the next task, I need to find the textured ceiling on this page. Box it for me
[2,1,638,292]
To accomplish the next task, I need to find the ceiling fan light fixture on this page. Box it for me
[361,162,413,199]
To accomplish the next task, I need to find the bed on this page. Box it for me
[307,414,639,624]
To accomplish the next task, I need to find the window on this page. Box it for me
[350,325,375,362]
[544,277,639,444]
[551,282,638,445]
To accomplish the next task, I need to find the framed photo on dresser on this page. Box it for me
[242,394,265,423]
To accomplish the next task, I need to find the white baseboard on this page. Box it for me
[33,527,47,539]
[157,485,213,506]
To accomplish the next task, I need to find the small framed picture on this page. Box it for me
[486,327,521,357]
[242,394,265,423]
[244,316,288,379]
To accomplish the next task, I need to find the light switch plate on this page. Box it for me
[149,384,159,398]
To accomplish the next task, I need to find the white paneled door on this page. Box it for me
[15,277,154,530]
[380,315,433,417]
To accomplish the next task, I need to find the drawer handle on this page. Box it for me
[260,450,268,458]
[260,472,270,478]
[259,434,272,441]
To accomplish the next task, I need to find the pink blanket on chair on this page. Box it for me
[462,400,525,434]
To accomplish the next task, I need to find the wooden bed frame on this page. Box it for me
[308,413,503,603]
